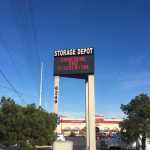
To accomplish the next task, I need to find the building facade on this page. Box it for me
[57,115,122,136]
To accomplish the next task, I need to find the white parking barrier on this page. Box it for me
[35,145,53,149]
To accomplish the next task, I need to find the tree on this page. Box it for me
[120,94,150,150]
[0,96,22,146]
[79,126,100,137]
[69,131,76,137]
[96,127,100,134]
[79,127,86,136]
[0,96,57,149]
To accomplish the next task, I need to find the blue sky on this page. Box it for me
[0,0,150,118]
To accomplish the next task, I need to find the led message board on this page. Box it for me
[54,48,94,78]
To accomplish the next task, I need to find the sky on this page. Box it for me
[0,0,150,118]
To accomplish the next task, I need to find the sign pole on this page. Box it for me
[85,79,90,150]
[88,75,96,150]
[54,76,60,114]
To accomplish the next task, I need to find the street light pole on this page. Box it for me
[39,62,43,107]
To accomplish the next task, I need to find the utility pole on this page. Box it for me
[39,62,43,107]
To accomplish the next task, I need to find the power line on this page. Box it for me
[10,0,37,82]
[0,84,12,91]
[0,34,23,80]
[0,68,25,104]
[1,1,42,106]
[26,0,44,106]
[0,84,38,100]
[9,1,40,105]
[27,0,41,63]
[0,33,36,105]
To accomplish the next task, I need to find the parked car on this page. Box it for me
[96,135,127,150]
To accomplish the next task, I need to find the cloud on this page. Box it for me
[122,78,150,89]
[118,71,150,90]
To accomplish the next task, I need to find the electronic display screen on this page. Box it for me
[54,48,94,78]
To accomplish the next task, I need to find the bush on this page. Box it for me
[17,141,35,150]
[0,97,57,147]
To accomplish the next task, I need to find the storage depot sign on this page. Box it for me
[54,48,94,78]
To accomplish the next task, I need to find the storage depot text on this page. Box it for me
[54,48,93,57]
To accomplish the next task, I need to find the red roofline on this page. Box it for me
[61,119,121,124]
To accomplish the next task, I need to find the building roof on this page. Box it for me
[60,115,122,124]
